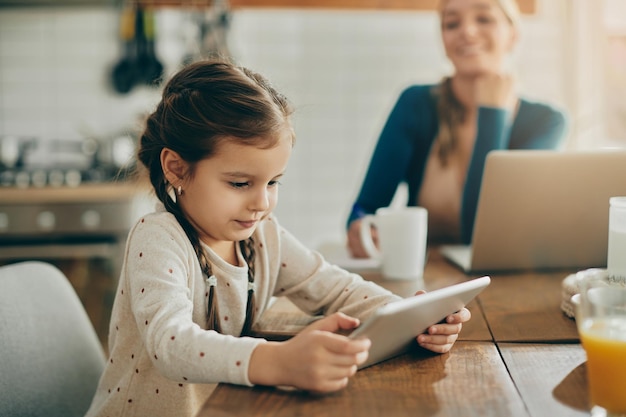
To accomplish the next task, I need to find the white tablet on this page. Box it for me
[350,276,491,369]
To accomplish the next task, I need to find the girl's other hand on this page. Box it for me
[248,312,370,393]
[413,290,471,354]
[347,219,378,259]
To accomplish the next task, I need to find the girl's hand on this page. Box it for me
[413,290,472,354]
[474,72,516,110]
[249,312,370,393]
[347,219,378,259]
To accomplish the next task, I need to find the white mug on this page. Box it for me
[359,207,428,280]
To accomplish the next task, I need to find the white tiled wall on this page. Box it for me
[0,2,569,248]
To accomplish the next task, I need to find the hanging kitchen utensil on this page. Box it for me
[111,4,138,94]
[200,0,231,59]
[180,1,203,66]
[136,6,164,87]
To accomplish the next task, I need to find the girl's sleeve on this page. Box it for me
[271,221,400,320]
[347,87,425,227]
[460,104,567,243]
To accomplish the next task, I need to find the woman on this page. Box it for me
[346,0,567,257]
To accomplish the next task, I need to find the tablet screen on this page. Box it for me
[350,276,491,369]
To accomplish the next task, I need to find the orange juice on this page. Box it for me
[579,317,626,414]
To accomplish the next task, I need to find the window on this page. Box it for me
[603,0,626,144]
[568,0,626,149]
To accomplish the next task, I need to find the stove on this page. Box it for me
[0,135,136,188]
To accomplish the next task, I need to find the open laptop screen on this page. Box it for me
[441,150,626,273]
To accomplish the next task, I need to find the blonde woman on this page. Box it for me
[347,0,567,257]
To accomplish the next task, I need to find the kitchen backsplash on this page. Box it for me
[0,2,568,248]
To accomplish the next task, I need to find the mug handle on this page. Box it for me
[359,215,380,258]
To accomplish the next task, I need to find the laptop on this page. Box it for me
[440,150,626,273]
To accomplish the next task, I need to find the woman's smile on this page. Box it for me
[456,44,484,57]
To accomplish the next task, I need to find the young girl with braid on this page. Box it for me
[347,0,568,257]
[86,59,470,417]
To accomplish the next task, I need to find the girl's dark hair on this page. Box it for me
[137,59,293,336]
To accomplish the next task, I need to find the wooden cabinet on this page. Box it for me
[228,0,439,9]
[228,0,536,14]
[130,0,535,14]
[0,0,536,13]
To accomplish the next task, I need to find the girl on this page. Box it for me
[347,0,567,256]
[86,59,470,417]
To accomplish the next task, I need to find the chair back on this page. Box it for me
[0,261,106,417]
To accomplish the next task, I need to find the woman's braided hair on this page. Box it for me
[433,76,464,166]
[136,59,293,335]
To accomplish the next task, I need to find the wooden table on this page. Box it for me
[197,249,589,417]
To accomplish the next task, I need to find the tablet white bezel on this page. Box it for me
[350,276,491,369]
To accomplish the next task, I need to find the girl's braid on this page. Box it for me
[239,237,256,336]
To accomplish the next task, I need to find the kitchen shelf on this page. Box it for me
[0,183,146,205]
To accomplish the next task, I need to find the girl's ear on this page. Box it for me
[160,148,187,185]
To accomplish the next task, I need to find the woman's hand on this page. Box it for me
[248,312,370,393]
[474,72,516,110]
[347,219,378,258]
[413,290,472,354]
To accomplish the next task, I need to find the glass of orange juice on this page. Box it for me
[572,269,626,417]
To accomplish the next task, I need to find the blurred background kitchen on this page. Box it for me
[1,0,625,345]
